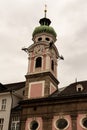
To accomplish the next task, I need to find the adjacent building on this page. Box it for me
[0,82,25,130]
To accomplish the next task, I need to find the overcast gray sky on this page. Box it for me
[0,0,87,88]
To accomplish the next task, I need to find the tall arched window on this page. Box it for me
[51,60,54,71]
[35,57,42,68]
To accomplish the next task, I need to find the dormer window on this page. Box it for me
[35,57,42,68]
[76,84,84,92]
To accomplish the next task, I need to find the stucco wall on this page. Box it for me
[0,93,11,130]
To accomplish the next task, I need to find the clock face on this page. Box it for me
[34,45,44,55]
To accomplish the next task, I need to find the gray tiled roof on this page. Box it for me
[50,80,87,97]
[0,81,25,93]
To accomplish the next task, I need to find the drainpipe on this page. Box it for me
[8,90,13,130]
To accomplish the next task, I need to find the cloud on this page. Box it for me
[0,0,87,87]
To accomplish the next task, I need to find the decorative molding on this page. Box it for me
[28,81,45,98]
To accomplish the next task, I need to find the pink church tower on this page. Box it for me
[23,8,59,99]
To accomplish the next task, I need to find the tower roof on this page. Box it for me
[32,25,57,38]
[32,7,57,38]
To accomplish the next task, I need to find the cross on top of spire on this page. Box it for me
[44,4,47,18]
[39,5,51,26]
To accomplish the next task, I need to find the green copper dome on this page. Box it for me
[32,25,57,38]
[32,17,57,38]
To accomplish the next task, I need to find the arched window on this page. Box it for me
[51,60,54,71]
[35,57,42,68]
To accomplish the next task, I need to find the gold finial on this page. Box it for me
[44,4,47,18]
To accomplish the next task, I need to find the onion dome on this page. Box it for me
[32,25,57,38]
[32,6,57,38]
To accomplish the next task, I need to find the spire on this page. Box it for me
[39,5,51,26]
[44,4,47,18]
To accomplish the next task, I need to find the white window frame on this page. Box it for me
[11,116,20,130]
[0,118,4,130]
[11,121,20,130]
[1,99,7,111]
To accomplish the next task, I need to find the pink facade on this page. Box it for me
[25,115,73,130]
[29,82,44,98]
[30,57,34,73]
[43,55,46,70]
[24,114,87,130]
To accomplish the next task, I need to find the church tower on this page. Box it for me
[24,8,59,99]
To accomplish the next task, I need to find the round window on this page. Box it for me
[30,120,39,130]
[81,117,87,129]
[38,37,42,41]
[56,118,68,130]
[45,37,50,41]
